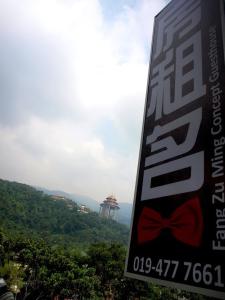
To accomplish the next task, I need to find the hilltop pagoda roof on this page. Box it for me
[100,194,120,209]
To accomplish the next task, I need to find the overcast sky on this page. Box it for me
[0,0,168,203]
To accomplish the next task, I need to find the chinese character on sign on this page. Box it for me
[143,0,206,200]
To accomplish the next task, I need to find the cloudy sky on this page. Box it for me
[0,0,168,203]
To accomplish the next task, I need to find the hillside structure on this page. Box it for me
[99,195,120,221]
[77,204,89,214]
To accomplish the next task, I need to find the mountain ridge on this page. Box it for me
[36,186,133,225]
[0,178,129,246]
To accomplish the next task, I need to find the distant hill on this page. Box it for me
[38,187,101,211]
[118,202,133,226]
[37,187,133,226]
[0,179,129,246]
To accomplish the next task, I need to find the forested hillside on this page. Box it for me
[0,179,213,299]
[38,187,133,226]
[0,179,129,246]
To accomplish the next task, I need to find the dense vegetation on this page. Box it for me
[0,179,214,299]
[0,229,212,300]
[0,179,128,247]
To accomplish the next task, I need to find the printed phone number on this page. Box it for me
[133,257,224,287]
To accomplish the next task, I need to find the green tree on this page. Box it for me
[0,260,25,294]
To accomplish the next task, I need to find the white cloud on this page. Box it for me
[0,0,167,202]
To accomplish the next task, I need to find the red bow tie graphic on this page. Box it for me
[137,197,203,247]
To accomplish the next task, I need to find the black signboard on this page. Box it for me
[125,0,225,298]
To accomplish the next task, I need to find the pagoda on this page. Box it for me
[99,195,120,221]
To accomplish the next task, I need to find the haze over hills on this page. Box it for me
[37,186,133,226]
